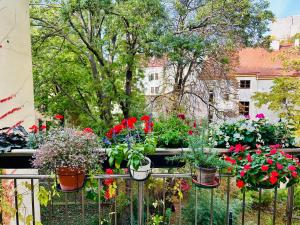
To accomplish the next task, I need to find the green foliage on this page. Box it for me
[154,117,190,148]
[182,189,242,225]
[211,117,295,149]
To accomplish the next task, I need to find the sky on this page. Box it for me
[269,0,300,18]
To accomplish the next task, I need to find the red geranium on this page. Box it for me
[177,114,185,120]
[292,171,298,178]
[256,149,262,154]
[29,125,38,133]
[276,163,283,170]
[270,171,279,177]
[261,165,269,171]
[266,159,273,165]
[240,170,246,177]
[141,115,150,121]
[246,154,252,162]
[288,165,296,171]
[270,148,277,155]
[244,164,251,170]
[122,117,137,129]
[188,130,193,135]
[83,127,94,133]
[54,114,64,120]
[236,180,245,189]
[269,175,278,185]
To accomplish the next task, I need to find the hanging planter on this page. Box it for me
[129,157,152,181]
[56,167,85,191]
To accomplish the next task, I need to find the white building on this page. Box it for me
[142,43,300,122]
[270,15,300,40]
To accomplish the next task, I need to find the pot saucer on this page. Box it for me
[192,175,220,189]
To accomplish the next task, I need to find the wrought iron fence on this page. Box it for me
[0,172,298,225]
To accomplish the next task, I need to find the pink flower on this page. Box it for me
[240,170,246,177]
[244,164,251,170]
[286,154,293,159]
[255,113,265,119]
[288,165,296,171]
[229,146,235,152]
[292,171,298,178]
[244,115,250,119]
[256,149,262,155]
[270,149,277,155]
[276,163,283,170]
[247,154,253,162]
[267,159,273,165]
[235,144,245,153]
[261,165,269,171]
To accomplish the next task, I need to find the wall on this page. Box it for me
[0,0,35,130]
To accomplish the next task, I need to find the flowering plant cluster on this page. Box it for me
[225,144,300,190]
[210,114,295,149]
[32,128,104,172]
[103,169,117,200]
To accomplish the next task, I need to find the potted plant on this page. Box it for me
[227,144,300,190]
[32,128,103,191]
[106,115,156,180]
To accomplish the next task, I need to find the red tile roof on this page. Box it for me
[235,47,300,78]
[146,57,167,67]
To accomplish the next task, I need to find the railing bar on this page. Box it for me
[65,192,68,225]
[163,178,166,218]
[179,179,182,225]
[138,181,144,225]
[226,176,230,225]
[47,179,53,222]
[14,179,19,225]
[146,184,149,224]
[210,189,214,225]
[242,191,245,225]
[257,188,262,225]
[272,187,277,225]
[286,186,294,225]
[31,179,36,225]
[195,188,198,225]
[130,180,133,225]
[82,189,85,225]
[114,185,117,225]
[98,178,102,225]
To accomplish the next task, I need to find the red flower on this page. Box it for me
[269,175,278,185]
[180,179,191,192]
[141,115,150,121]
[292,171,298,178]
[288,165,296,171]
[83,127,94,133]
[104,189,111,200]
[240,170,246,177]
[40,125,47,130]
[246,154,252,162]
[54,114,64,120]
[236,180,245,189]
[177,114,185,120]
[193,121,197,128]
[224,156,236,165]
[270,144,281,149]
[261,165,269,171]
[270,171,279,177]
[229,146,235,152]
[122,117,137,129]
[256,113,265,119]
[286,154,293,159]
[144,121,154,134]
[29,125,38,133]
[227,167,233,173]
[267,159,273,165]
[106,169,114,174]
[188,130,193,135]
[270,149,277,155]
[235,144,245,153]
[104,179,114,186]
[276,163,283,170]
[256,149,262,155]
[244,164,251,170]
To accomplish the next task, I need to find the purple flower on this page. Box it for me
[255,113,265,119]
[244,115,250,119]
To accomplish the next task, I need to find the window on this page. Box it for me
[239,80,251,89]
[209,90,214,103]
[149,74,154,81]
[224,93,229,101]
[239,101,250,115]
[151,87,155,94]
[155,87,159,94]
[155,73,159,80]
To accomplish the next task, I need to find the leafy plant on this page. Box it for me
[210,115,295,149]
[228,144,300,190]
[32,128,104,172]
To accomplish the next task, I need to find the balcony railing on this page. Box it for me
[1,148,300,225]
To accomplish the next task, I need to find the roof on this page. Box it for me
[235,47,300,79]
[146,57,167,68]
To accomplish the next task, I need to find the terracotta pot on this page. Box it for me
[57,167,85,191]
[195,166,217,185]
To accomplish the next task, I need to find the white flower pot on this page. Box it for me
[129,157,151,181]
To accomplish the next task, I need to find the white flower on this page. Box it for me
[224,136,230,142]
[233,133,241,139]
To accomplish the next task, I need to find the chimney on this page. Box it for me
[295,39,300,47]
[270,40,280,51]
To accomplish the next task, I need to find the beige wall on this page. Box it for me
[0,0,35,130]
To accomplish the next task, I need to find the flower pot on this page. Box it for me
[195,166,217,185]
[129,157,151,181]
[57,167,85,191]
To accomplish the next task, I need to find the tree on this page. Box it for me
[31,0,165,130]
[151,0,273,117]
